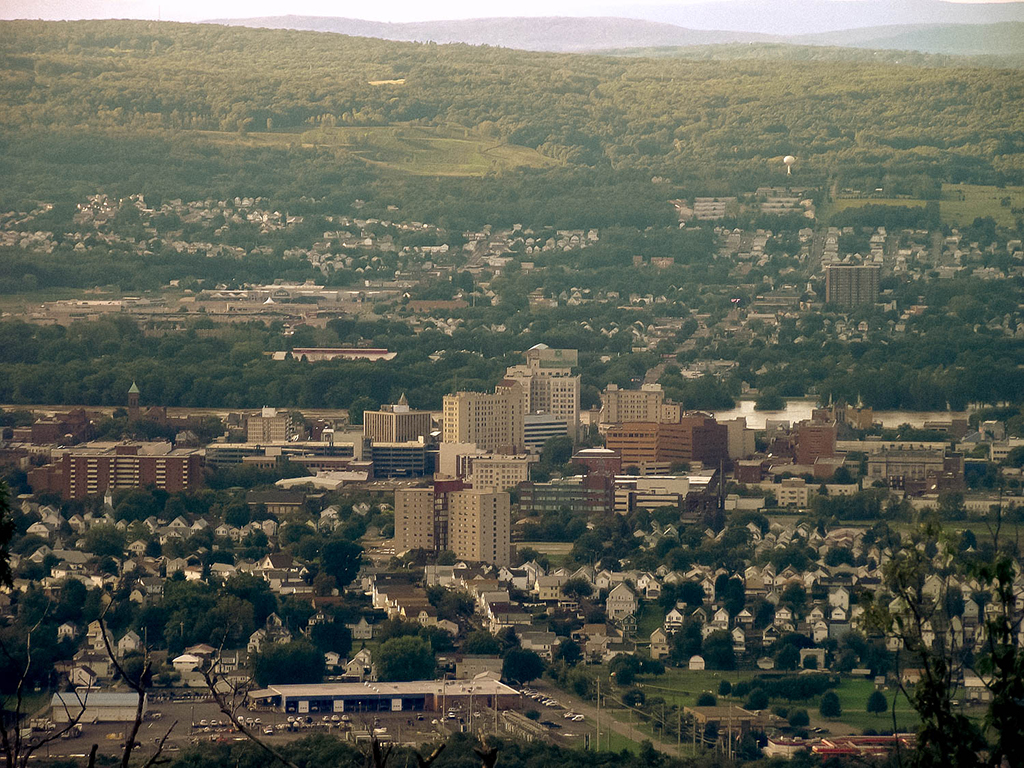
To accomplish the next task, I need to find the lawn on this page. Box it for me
[600,728,642,753]
[631,668,759,709]
[941,183,1024,228]
[830,197,927,213]
[828,678,920,733]
[631,670,923,735]
[517,542,574,567]
[636,603,665,643]
[191,124,558,177]
[828,183,1024,229]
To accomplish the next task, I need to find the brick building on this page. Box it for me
[28,442,204,500]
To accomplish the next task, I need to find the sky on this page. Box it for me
[1,0,1015,23]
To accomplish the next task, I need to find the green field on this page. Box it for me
[517,541,574,566]
[626,670,926,735]
[830,197,927,213]
[830,678,919,732]
[941,183,1024,228]
[192,124,559,177]
[828,184,1024,227]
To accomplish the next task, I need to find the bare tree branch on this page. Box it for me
[140,720,177,768]
[199,664,300,768]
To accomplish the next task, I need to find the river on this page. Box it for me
[710,399,973,430]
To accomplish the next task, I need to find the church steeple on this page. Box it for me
[128,381,140,420]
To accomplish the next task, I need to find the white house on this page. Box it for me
[606,583,637,621]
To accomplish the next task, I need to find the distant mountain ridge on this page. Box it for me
[794,22,1024,57]
[604,0,1024,35]
[210,14,1024,60]
[208,15,772,52]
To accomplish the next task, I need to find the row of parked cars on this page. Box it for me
[520,688,560,708]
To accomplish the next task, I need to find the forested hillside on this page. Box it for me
[1,19,1022,210]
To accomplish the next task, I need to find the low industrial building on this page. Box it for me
[51,692,144,723]
[248,679,521,714]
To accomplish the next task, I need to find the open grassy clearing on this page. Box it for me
[830,197,927,213]
[941,183,1024,228]
[827,183,1024,227]
[829,678,919,732]
[517,541,574,566]
[190,124,558,176]
[625,671,925,735]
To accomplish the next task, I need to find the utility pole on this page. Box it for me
[595,678,600,751]
[677,708,681,751]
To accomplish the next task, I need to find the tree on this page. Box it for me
[609,654,643,686]
[718,679,732,697]
[320,539,363,588]
[253,641,325,687]
[867,689,888,716]
[541,435,574,467]
[0,482,15,589]
[819,691,841,719]
[745,688,768,710]
[702,630,736,670]
[309,621,352,658]
[561,577,593,601]
[502,649,545,685]
[788,709,810,728]
[83,523,127,558]
[554,638,582,666]
[696,692,717,706]
[374,636,434,682]
[462,631,502,656]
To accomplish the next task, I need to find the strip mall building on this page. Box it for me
[248,679,522,714]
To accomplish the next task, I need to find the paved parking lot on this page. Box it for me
[31,688,596,760]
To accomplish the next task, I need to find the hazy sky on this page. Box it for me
[1,0,1014,23]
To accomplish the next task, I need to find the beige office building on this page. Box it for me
[247,407,297,443]
[600,384,680,425]
[442,383,525,453]
[469,455,534,491]
[504,345,581,438]
[364,395,433,444]
[449,489,511,567]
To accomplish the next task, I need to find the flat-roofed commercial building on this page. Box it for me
[247,407,297,443]
[29,442,204,500]
[504,345,581,438]
[468,454,534,492]
[364,395,433,444]
[248,680,521,714]
[443,384,525,453]
[517,474,615,516]
[825,263,880,308]
[51,692,145,723]
[600,384,680,425]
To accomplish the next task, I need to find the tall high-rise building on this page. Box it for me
[600,384,680,425]
[393,487,438,552]
[504,345,581,438]
[449,489,511,567]
[247,407,297,443]
[443,383,525,453]
[364,394,433,443]
[796,420,838,466]
[393,479,464,553]
[825,264,880,308]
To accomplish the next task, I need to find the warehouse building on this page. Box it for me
[247,679,520,714]
[51,692,144,723]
